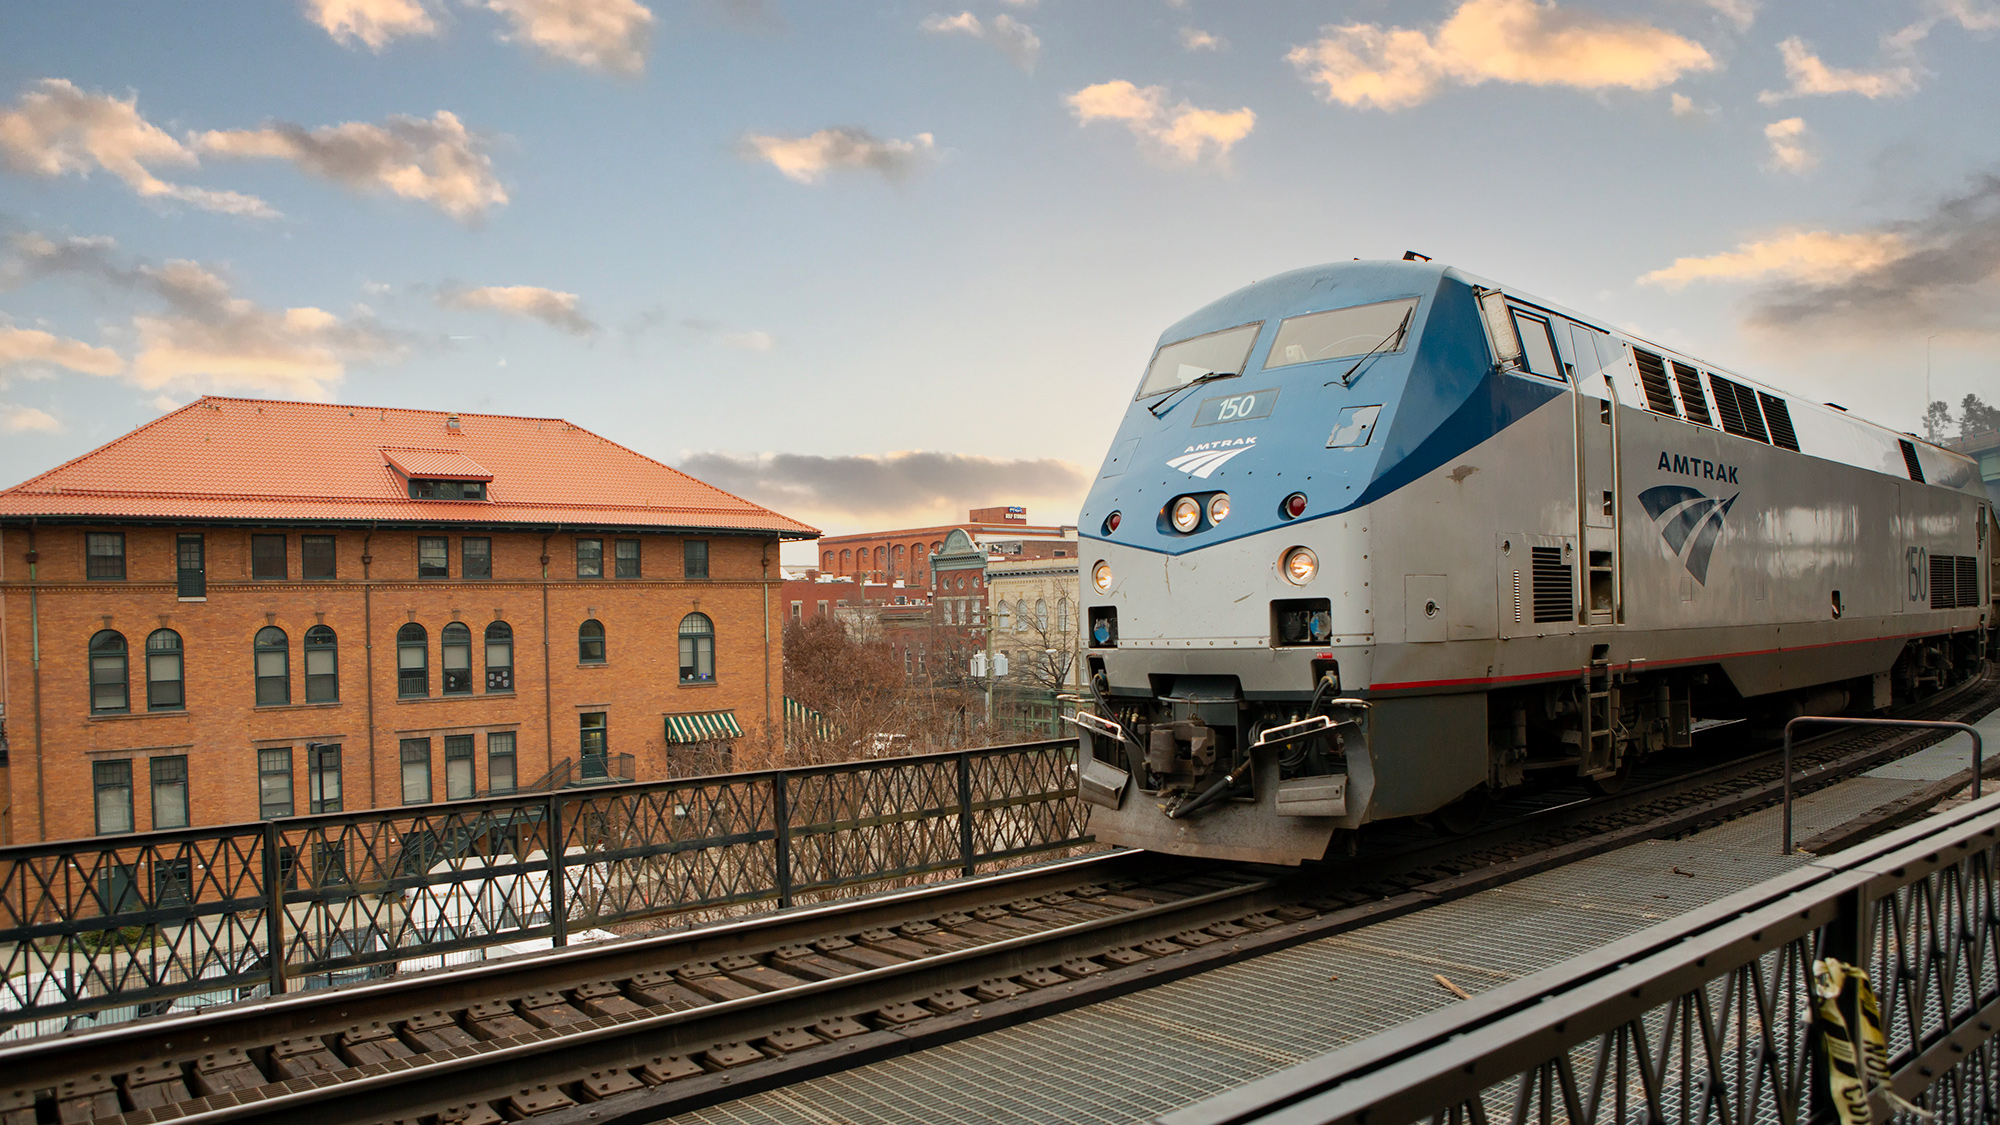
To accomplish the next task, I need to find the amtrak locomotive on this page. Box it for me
[1073,260,1992,864]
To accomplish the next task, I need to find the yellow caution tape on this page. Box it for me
[1812,957,1932,1123]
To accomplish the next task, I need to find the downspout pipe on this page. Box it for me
[28,520,45,841]
[541,529,556,783]
[361,526,377,808]
[763,544,772,753]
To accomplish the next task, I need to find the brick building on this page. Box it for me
[815,506,1076,590]
[0,397,814,844]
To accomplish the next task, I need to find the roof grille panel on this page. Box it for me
[1900,439,1926,482]
[1672,362,1712,426]
[1759,392,1800,451]
[1530,546,1573,624]
[1632,350,1680,417]
[1710,376,1769,443]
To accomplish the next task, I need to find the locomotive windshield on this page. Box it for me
[1136,321,1261,399]
[1265,297,1418,369]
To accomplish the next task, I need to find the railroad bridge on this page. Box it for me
[5,682,2000,1125]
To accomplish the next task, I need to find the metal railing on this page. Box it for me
[0,738,1087,1031]
[1784,716,1985,852]
[1160,788,2000,1125]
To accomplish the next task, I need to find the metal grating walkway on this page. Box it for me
[672,719,2000,1125]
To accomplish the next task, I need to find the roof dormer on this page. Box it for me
[382,448,494,501]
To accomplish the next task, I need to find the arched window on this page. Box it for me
[441,623,472,694]
[931,541,943,553]
[873,547,884,571]
[678,613,715,683]
[254,627,289,706]
[485,622,514,691]
[578,619,606,664]
[995,601,1011,630]
[304,625,338,703]
[1036,598,1049,630]
[1014,599,1029,633]
[840,549,851,568]
[89,630,129,713]
[397,623,428,698]
[1057,598,1071,633]
[823,551,834,570]
[145,629,184,711]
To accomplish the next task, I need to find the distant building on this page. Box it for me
[986,557,1083,730]
[815,507,1076,591]
[0,396,815,844]
[1946,428,2000,505]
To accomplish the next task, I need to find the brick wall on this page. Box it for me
[0,523,784,843]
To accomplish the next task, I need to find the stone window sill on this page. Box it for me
[253,701,344,713]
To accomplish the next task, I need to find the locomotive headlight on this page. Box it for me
[1092,560,1113,592]
[1207,493,1230,524]
[1282,546,1318,585]
[1171,496,1201,533]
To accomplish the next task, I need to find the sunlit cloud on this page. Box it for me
[1670,92,1716,117]
[1,403,60,432]
[1691,0,1756,33]
[0,324,125,376]
[438,284,596,334]
[721,330,775,352]
[675,450,1087,528]
[304,0,439,50]
[740,127,937,184]
[1640,172,2000,337]
[481,0,653,74]
[1763,117,1816,173]
[922,12,1040,72]
[1178,27,1224,51]
[1067,80,1254,166]
[195,110,506,222]
[1286,0,1715,111]
[0,79,274,216]
[1758,37,1918,103]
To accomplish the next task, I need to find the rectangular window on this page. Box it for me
[257,747,294,819]
[400,739,431,805]
[615,538,641,578]
[445,735,475,800]
[251,534,287,580]
[86,533,126,581]
[93,760,134,834]
[580,712,607,778]
[418,536,449,579]
[302,535,336,580]
[488,731,517,794]
[463,537,492,580]
[150,755,189,830]
[791,601,802,621]
[176,534,205,597]
[308,743,342,814]
[576,538,603,578]
[684,540,709,579]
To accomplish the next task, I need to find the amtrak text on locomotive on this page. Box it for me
[1657,451,1740,484]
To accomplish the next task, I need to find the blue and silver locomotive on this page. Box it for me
[1074,260,1991,863]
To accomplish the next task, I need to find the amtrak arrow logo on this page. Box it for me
[1639,485,1738,585]
[1167,439,1254,478]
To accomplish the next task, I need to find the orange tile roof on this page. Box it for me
[381,448,494,481]
[0,396,818,537]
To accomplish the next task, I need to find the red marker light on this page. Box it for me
[1105,511,1122,533]
[1283,493,1308,519]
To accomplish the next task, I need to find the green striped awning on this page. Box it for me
[664,710,743,744]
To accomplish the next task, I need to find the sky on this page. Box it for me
[1,0,1997,563]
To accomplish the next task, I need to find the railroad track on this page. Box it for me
[6,672,1994,1125]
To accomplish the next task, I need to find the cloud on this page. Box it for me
[0,404,60,432]
[481,0,653,74]
[1764,117,1816,173]
[674,450,1087,525]
[0,324,125,376]
[720,330,774,351]
[740,127,937,184]
[1670,92,1716,117]
[5,232,403,398]
[438,284,596,334]
[304,0,439,50]
[1286,0,1715,111]
[0,79,274,215]
[1640,230,1909,288]
[1641,173,2000,336]
[1692,0,1756,33]
[921,12,1041,72]
[1066,81,1255,166]
[195,110,506,221]
[1758,37,1918,103]
[1178,27,1224,51]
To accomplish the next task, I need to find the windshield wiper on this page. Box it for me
[1148,370,1233,417]
[1326,307,1414,389]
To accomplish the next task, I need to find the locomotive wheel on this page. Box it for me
[1429,787,1490,836]
[1583,754,1635,796]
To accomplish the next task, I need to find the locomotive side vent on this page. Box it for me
[1511,568,1522,623]
[1709,375,1770,443]
[1632,349,1679,417]
[1530,546,1574,623]
[1672,362,1712,426]
[1930,554,1960,607]
[1759,392,1801,451]
[1958,555,1981,608]
[1899,439,1926,483]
